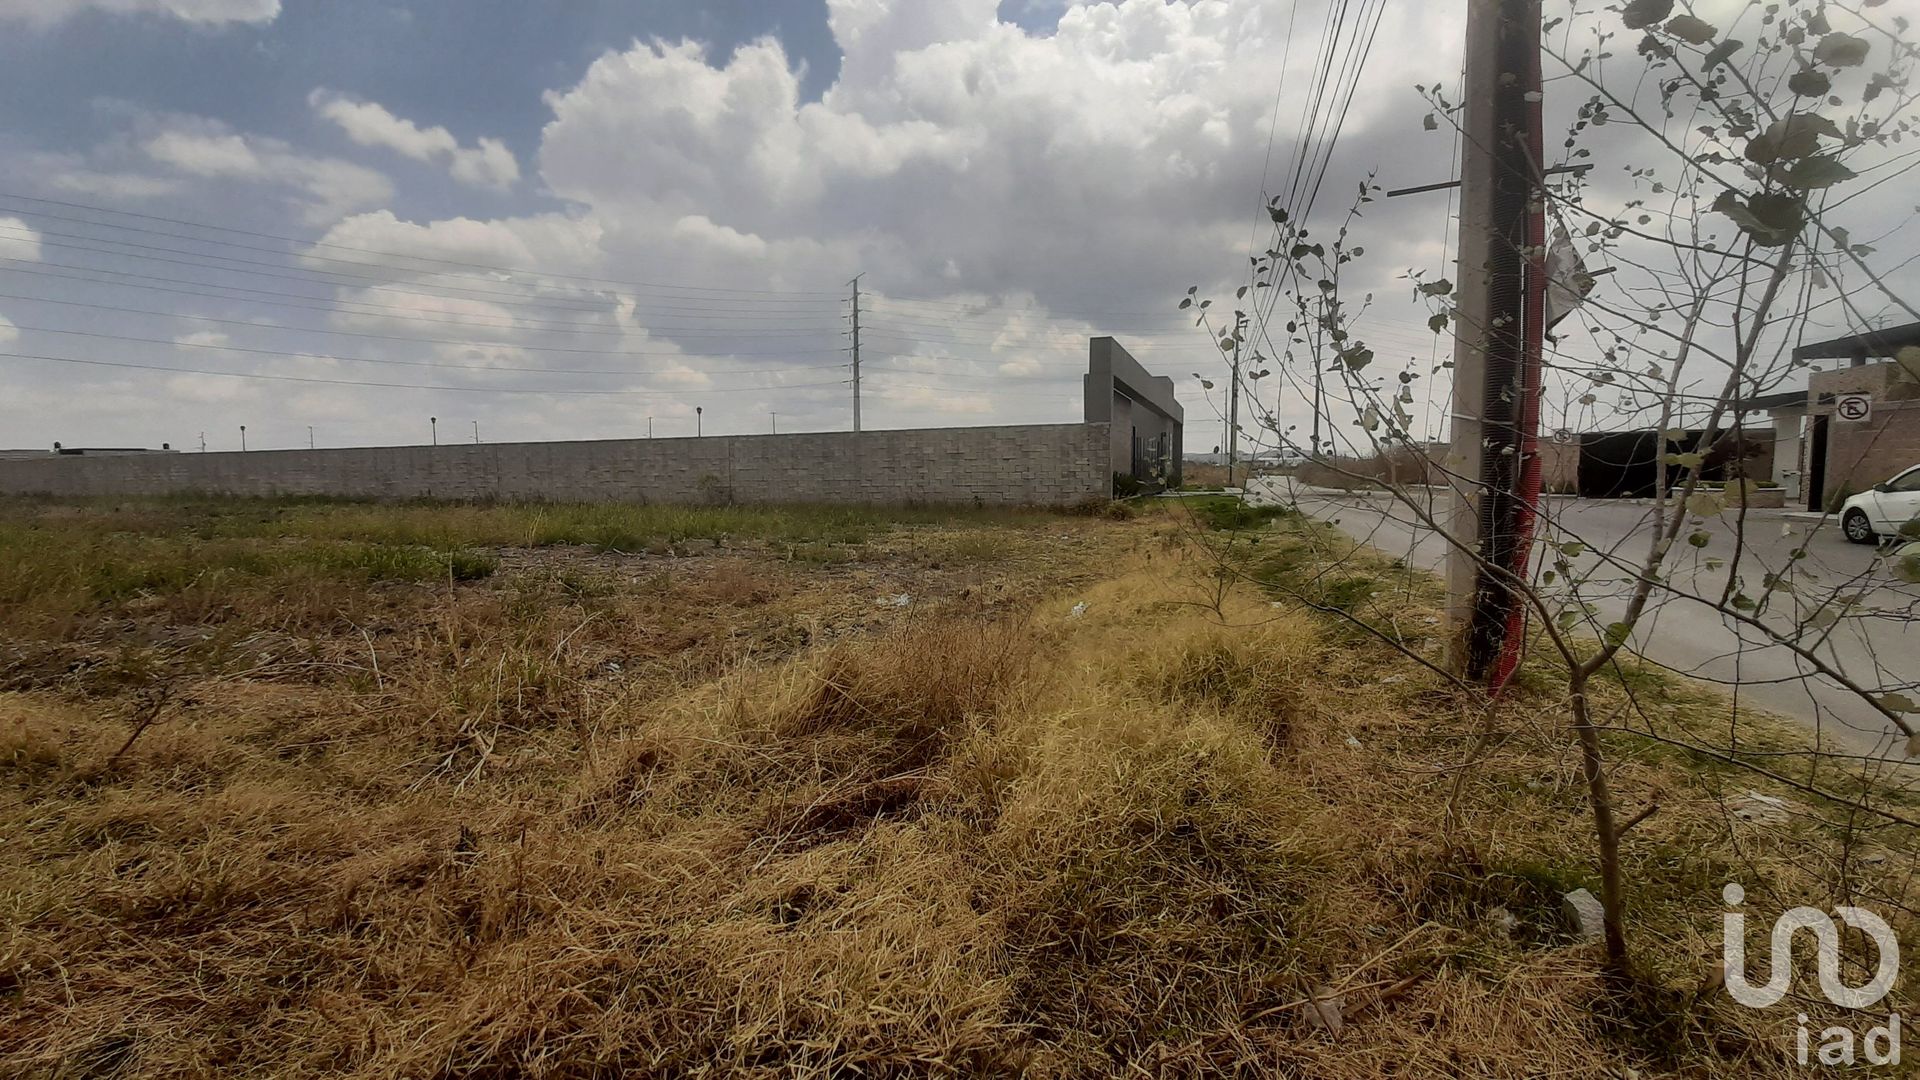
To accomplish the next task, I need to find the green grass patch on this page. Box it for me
[1241,513,1445,621]
[1184,495,1293,532]
[0,495,1062,624]
[0,526,497,611]
[0,495,1058,551]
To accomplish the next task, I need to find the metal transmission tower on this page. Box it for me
[848,273,863,433]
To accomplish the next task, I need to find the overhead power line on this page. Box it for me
[0,350,852,397]
[9,323,853,378]
[0,288,854,358]
[1,191,1336,326]
[0,260,846,339]
[1234,0,1391,452]
[0,190,845,299]
[864,361,1078,383]
[3,193,1356,340]
[0,221,844,320]
[0,232,846,331]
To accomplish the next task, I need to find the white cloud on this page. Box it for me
[0,216,43,262]
[326,287,527,339]
[449,139,518,190]
[162,372,260,404]
[317,210,558,270]
[507,0,1482,438]
[144,130,263,177]
[12,0,1920,454]
[533,0,1457,310]
[187,0,1460,441]
[872,379,995,415]
[23,153,187,200]
[0,0,278,26]
[295,157,396,225]
[649,363,714,388]
[0,313,17,346]
[310,91,520,191]
[49,171,185,200]
[2,0,1619,447]
[139,120,393,225]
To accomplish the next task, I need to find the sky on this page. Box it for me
[0,0,1913,454]
[0,0,1478,452]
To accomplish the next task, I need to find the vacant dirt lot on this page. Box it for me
[2,496,1914,1078]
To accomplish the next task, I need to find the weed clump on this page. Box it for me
[1188,495,1293,532]
[0,496,1905,1078]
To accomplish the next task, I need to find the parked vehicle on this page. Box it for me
[1840,463,1920,543]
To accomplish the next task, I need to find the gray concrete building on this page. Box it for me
[1084,336,1184,488]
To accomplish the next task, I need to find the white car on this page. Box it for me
[1841,463,1920,544]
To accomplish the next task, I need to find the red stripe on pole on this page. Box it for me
[1492,0,1547,695]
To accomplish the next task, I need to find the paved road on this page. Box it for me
[1249,477,1920,756]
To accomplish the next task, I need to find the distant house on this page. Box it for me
[1738,322,1920,510]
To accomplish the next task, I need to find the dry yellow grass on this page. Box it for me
[2,498,1915,1077]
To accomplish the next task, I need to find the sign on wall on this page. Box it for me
[1836,393,1873,423]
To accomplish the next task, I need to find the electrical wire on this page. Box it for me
[0,221,845,321]
[0,231,847,331]
[0,288,854,358]
[0,260,847,339]
[0,351,851,396]
[8,322,853,378]
[0,190,845,299]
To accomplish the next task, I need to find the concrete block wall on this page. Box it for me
[1810,362,1920,403]
[1823,402,1920,498]
[0,424,1112,507]
[1808,361,1920,505]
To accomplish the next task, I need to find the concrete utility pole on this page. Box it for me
[849,273,863,433]
[308,425,314,450]
[473,420,480,444]
[1228,322,1242,475]
[1310,349,1324,460]
[647,416,653,439]
[199,431,206,452]
[770,411,778,434]
[1444,0,1543,681]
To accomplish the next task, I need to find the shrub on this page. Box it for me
[1068,498,1135,520]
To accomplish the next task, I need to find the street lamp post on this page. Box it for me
[430,417,437,446]
[239,425,247,451]
[696,407,703,437]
